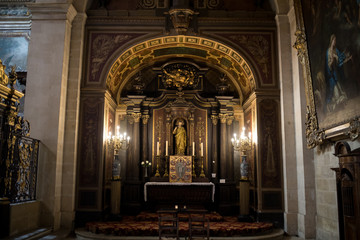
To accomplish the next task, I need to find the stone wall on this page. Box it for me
[314,139,360,239]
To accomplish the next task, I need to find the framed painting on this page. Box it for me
[169,155,192,183]
[294,0,360,148]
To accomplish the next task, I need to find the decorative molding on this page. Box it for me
[106,35,255,104]
[305,106,325,149]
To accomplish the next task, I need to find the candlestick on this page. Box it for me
[166,140,168,156]
[155,155,160,177]
[157,141,159,156]
[192,142,195,156]
[201,142,203,157]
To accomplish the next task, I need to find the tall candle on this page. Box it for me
[192,142,195,156]
[166,141,168,156]
[157,142,159,156]
[201,142,203,157]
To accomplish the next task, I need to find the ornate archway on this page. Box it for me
[104,35,259,105]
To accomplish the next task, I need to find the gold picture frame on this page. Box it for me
[293,0,360,148]
[169,155,192,183]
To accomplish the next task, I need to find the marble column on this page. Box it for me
[211,114,219,178]
[132,112,141,181]
[219,113,228,180]
[25,2,76,230]
[141,114,149,163]
[126,113,134,180]
[227,116,234,182]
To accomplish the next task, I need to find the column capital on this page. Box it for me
[132,112,142,123]
[219,113,228,124]
[226,115,234,125]
[142,114,150,124]
[211,115,218,125]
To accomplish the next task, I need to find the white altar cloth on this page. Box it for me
[144,182,215,202]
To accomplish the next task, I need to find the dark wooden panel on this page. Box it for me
[262,191,282,210]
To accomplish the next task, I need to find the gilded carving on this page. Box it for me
[142,114,150,125]
[293,30,307,64]
[219,113,228,124]
[132,112,142,123]
[196,117,205,141]
[211,115,218,125]
[0,59,9,85]
[106,36,255,102]
[305,106,325,149]
[226,115,234,126]
[162,63,199,91]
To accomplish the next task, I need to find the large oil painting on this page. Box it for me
[295,0,360,146]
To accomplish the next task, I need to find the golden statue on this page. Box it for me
[173,119,186,155]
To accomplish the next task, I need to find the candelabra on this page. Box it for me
[107,126,130,180]
[107,126,130,219]
[231,127,252,180]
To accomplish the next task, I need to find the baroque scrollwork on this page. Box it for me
[347,118,360,141]
[305,106,325,148]
[138,0,156,8]
[162,63,200,91]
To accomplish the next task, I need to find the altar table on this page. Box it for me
[144,182,215,209]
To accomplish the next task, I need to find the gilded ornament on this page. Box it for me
[211,115,218,125]
[162,63,199,91]
[0,59,9,86]
[293,29,307,64]
[142,114,150,124]
[219,113,228,124]
[132,112,142,123]
[305,106,325,148]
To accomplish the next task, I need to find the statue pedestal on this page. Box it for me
[238,180,252,222]
[110,179,122,220]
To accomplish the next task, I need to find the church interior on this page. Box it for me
[0,0,360,239]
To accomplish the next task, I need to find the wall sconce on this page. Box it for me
[107,126,130,180]
[231,127,252,180]
[108,126,130,151]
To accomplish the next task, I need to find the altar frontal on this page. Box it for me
[169,155,192,183]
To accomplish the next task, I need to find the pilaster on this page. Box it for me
[24,2,77,230]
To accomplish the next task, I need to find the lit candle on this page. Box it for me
[192,142,195,156]
[201,142,203,157]
[166,141,168,156]
[157,141,159,156]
